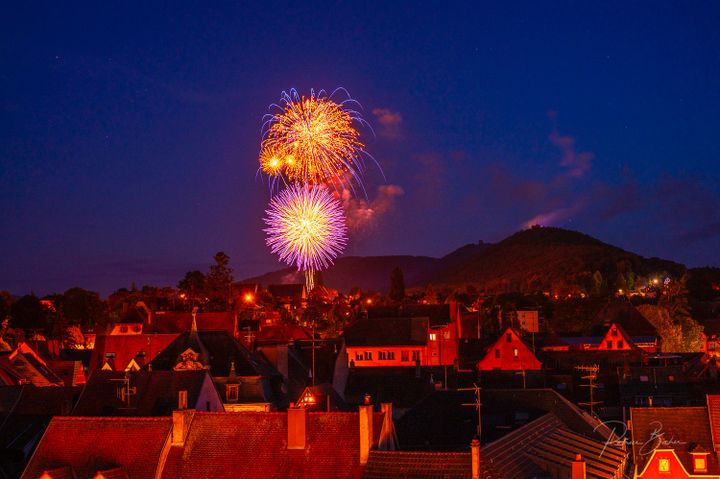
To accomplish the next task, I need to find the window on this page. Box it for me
[120,325,128,333]
[611,328,618,337]
[226,384,239,402]
[388,351,395,360]
[379,351,387,360]
[668,375,675,382]
[640,375,649,382]
[401,351,409,362]
[506,333,512,342]
[412,351,420,362]
[429,333,437,341]
[105,352,116,359]
[694,456,707,472]
[178,390,188,409]
[513,348,519,358]
[617,340,624,349]
[658,458,670,472]
[606,340,613,349]
[364,351,373,360]
[495,349,500,359]
[443,331,451,340]
[355,353,363,361]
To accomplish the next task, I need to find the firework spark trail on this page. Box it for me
[258,88,379,196]
[263,185,348,272]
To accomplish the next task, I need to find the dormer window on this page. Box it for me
[694,456,707,472]
[226,384,239,402]
[658,458,670,473]
[429,333,437,341]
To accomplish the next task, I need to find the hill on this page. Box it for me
[244,227,686,294]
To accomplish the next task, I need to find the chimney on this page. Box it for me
[572,453,586,479]
[287,406,307,449]
[379,403,398,451]
[471,438,480,479]
[172,410,193,447]
[359,403,373,465]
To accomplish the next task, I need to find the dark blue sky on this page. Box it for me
[2,2,720,296]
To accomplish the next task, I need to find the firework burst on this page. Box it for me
[263,185,348,273]
[259,88,373,193]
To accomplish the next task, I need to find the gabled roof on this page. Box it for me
[89,333,179,372]
[631,406,718,475]
[148,330,279,377]
[476,328,542,371]
[343,317,428,347]
[72,369,213,416]
[3,343,64,386]
[162,411,384,479]
[21,416,171,479]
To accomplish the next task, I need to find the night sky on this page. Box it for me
[2,2,720,296]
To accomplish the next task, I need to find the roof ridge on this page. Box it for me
[53,416,171,422]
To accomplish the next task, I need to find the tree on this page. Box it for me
[389,267,405,302]
[206,252,234,310]
[178,270,206,304]
[10,295,49,333]
[58,287,108,328]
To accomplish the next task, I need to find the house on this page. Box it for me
[631,406,719,478]
[476,328,542,371]
[147,327,284,410]
[72,369,223,416]
[23,405,397,479]
[343,316,457,368]
[0,343,64,386]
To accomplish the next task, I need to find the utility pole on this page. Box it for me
[575,364,602,416]
[459,383,482,442]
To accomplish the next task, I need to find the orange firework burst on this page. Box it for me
[260,89,370,191]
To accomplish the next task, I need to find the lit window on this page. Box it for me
[658,458,670,472]
[640,375,649,382]
[695,456,707,472]
[443,331,451,340]
[105,352,116,359]
[668,375,675,382]
[513,348,519,358]
[226,384,239,402]
[429,333,437,341]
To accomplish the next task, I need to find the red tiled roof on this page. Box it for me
[163,411,384,479]
[363,451,499,479]
[255,322,312,344]
[89,333,179,371]
[151,311,236,335]
[22,416,171,479]
[631,406,718,475]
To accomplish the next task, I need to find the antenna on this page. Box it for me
[575,364,602,416]
[459,383,482,442]
[111,373,137,408]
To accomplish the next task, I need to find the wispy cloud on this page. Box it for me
[372,108,403,139]
[549,129,594,179]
